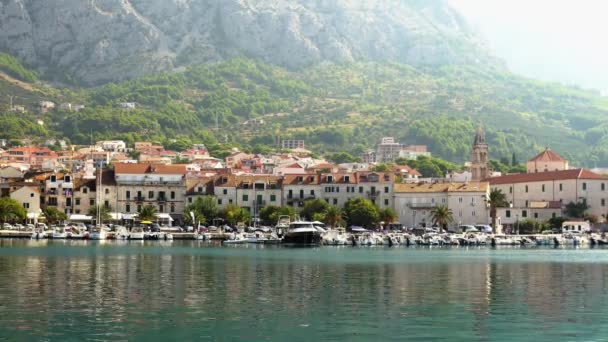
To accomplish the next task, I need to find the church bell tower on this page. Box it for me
[471,127,489,181]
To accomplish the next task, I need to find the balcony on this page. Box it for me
[158,196,167,202]
[366,191,380,199]
[408,202,437,209]
[134,196,146,202]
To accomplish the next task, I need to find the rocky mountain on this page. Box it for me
[0,0,496,85]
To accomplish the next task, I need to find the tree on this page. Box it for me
[43,207,68,224]
[518,219,548,234]
[300,199,329,221]
[88,205,112,222]
[547,216,566,229]
[344,198,379,228]
[0,197,27,223]
[184,196,219,225]
[511,153,518,166]
[489,188,509,233]
[222,204,250,226]
[378,208,398,229]
[137,205,158,221]
[326,152,358,164]
[564,201,589,218]
[371,163,392,172]
[259,205,295,225]
[430,205,454,232]
[323,205,345,228]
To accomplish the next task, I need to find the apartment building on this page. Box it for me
[394,182,490,229]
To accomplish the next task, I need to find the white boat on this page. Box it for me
[89,227,107,240]
[115,226,129,240]
[51,229,68,239]
[223,233,253,244]
[128,227,145,240]
[31,229,47,239]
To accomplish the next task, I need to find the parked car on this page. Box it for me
[2,223,13,230]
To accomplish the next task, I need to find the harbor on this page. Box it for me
[2,239,608,341]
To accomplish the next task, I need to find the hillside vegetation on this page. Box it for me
[2,57,608,166]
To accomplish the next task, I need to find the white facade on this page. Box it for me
[394,182,490,229]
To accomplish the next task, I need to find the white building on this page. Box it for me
[394,182,490,229]
[96,140,127,153]
[489,168,608,222]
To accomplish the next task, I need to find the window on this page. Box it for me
[534,213,538,219]
[83,187,88,194]
[23,203,29,209]
[270,195,276,202]
[552,213,556,219]
[333,198,338,205]
[525,200,529,207]
[384,199,389,206]
[170,191,175,199]
[126,205,131,213]
[75,198,81,206]
[171,204,175,213]
[104,200,109,208]
[359,187,363,193]
[243,195,249,202]
[602,199,606,207]
[229,199,233,204]
[198,187,203,193]
[159,205,164,213]
[188,198,192,203]
[506,210,511,218]
[472,211,476,216]
[311,190,315,196]
[89,199,95,206]
[583,183,587,191]
[223,189,228,195]
[509,186,512,194]
[30,193,34,198]
[104,188,109,195]
[459,197,463,203]
[522,210,528,218]
[347,187,350,193]
[603,183,606,191]
[336,187,340,193]
[126,190,131,199]
[384,186,389,193]
[218,199,223,205]
[542,184,545,192]
[148,191,154,199]
[525,185,528,193]
[137,205,142,212]
[559,184,563,192]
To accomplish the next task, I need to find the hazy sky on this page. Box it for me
[449,0,608,90]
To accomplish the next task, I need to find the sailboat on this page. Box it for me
[89,164,107,240]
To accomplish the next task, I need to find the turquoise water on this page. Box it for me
[1,240,608,341]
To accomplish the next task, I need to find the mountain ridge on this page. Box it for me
[0,0,498,85]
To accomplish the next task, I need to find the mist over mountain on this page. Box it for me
[0,0,500,85]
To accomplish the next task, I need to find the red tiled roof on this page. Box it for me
[392,164,422,177]
[529,148,566,162]
[114,164,187,175]
[488,169,607,185]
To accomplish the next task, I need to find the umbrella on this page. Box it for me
[141,220,153,224]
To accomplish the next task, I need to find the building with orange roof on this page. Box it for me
[489,168,608,225]
[213,175,283,215]
[527,147,569,173]
[1,146,58,170]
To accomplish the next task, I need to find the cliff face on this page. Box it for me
[0,0,495,85]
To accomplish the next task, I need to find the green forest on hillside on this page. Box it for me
[1,56,608,166]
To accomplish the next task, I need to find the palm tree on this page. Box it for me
[430,205,454,233]
[489,188,509,233]
[378,208,398,229]
[323,205,345,228]
[137,205,158,222]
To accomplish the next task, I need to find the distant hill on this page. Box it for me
[2,57,608,167]
[0,0,497,85]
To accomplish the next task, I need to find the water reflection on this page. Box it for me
[0,240,607,340]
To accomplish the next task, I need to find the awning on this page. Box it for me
[69,214,93,221]
[156,213,174,222]
[123,214,137,220]
[109,213,123,220]
[27,212,42,219]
